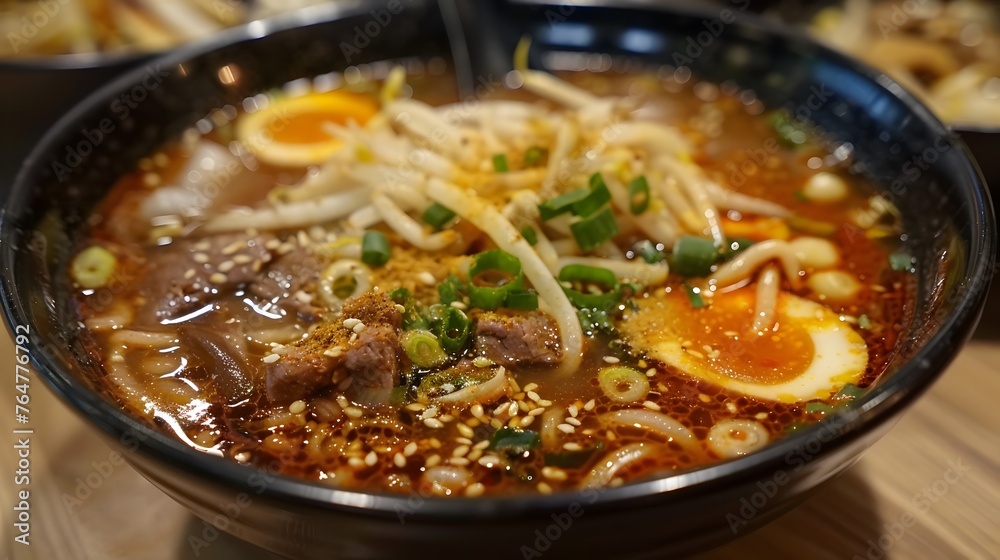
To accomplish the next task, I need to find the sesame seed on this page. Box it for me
[465,483,485,497]
[568,405,579,418]
[609,478,624,488]
[564,417,581,426]
[193,252,209,264]
[755,412,769,420]
[424,418,445,429]
[342,318,362,330]
[457,423,474,438]
[364,451,378,466]
[606,430,617,441]
[726,402,738,413]
[529,407,546,417]
[288,400,306,414]
[490,419,503,430]
[395,304,406,313]
[455,436,473,446]
[404,442,418,456]
[508,401,519,416]
[478,455,501,467]
[520,415,535,427]
[537,399,553,407]
[450,457,471,466]
[425,454,441,467]
[344,407,364,419]
[602,356,620,364]
[537,482,553,495]
[418,271,436,285]
[467,448,483,462]
[471,404,485,418]
[643,401,661,411]
[336,395,350,408]
[406,403,426,412]
[542,466,568,481]
[646,368,657,377]
[698,394,712,403]
[557,423,575,434]
[323,346,344,358]
[218,260,235,273]
[422,406,439,419]
[352,322,366,334]
[183,268,196,280]
[294,290,313,304]
[393,453,407,468]
[583,399,596,411]
[262,353,280,364]
[526,391,541,402]
[473,440,490,451]
[449,301,468,310]
[638,359,647,368]
[348,457,365,469]
[209,273,228,284]
[562,443,583,451]
[452,445,470,458]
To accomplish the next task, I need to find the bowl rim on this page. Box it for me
[1,0,995,519]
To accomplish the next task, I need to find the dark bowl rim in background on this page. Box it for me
[0,0,995,522]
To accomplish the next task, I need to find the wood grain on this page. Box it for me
[1,324,997,560]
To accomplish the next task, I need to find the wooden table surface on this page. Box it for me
[2,301,998,559]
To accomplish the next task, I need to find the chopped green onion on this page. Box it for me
[769,109,810,148]
[858,314,872,329]
[389,287,411,304]
[544,442,604,468]
[430,305,472,355]
[505,289,539,310]
[570,208,619,251]
[401,330,450,368]
[361,231,391,266]
[671,235,720,277]
[787,216,837,237]
[438,275,465,305]
[519,225,538,246]
[524,146,547,166]
[835,383,865,401]
[71,246,117,289]
[597,366,649,404]
[633,240,664,264]
[570,173,612,218]
[489,427,540,455]
[492,153,509,173]
[628,175,650,215]
[804,402,838,414]
[538,188,590,221]
[685,285,705,309]
[793,191,808,202]
[468,250,525,310]
[889,252,914,272]
[422,203,456,230]
[558,264,618,287]
[577,308,615,335]
[389,386,410,406]
[559,264,619,309]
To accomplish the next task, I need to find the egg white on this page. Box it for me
[620,290,868,403]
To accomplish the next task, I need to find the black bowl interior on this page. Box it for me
[0,1,995,558]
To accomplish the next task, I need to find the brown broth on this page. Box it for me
[72,66,912,496]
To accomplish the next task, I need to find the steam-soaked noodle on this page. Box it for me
[69,54,911,495]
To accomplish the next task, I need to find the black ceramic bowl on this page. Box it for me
[1,1,995,558]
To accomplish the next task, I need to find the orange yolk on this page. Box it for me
[269,93,378,145]
[658,287,814,385]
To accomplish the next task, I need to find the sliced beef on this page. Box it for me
[248,247,324,320]
[143,232,275,320]
[473,310,562,366]
[265,292,403,405]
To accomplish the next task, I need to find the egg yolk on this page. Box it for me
[268,92,378,145]
[649,287,815,385]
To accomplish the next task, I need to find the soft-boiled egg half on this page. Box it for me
[237,90,379,167]
[619,286,867,403]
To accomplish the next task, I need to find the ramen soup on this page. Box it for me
[70,55,912,496]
